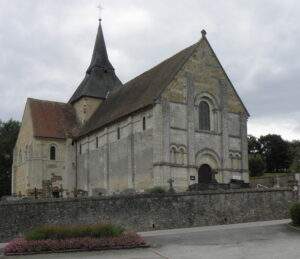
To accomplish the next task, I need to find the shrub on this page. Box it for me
[290,203,300,226]
[146,186,166,194]
[249,154,266,177]
[25,224,124,241]
[120,188,136,195]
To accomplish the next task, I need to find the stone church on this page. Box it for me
[12,20,249,197]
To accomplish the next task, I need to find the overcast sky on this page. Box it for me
[0,0,300,140]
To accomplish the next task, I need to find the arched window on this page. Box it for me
[142,117,146,131]
[96,136,99,148]
[117,127,120,140]
[50,146,56,160]
[170,146,177,164]
[199,101,210,131]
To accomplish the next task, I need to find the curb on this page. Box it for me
[0,244,5,256]
[4,244,150,256]
[287,223,300,231]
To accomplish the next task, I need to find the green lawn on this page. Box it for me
[250,172,294,179]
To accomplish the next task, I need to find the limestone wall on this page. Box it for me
[13,101,68,196]
[0,188,296,242]
[73,97,102,125]
[159,37,249,185]
[76,108,154,195]
[12,101,33,195]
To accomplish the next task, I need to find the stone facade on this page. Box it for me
[73,97,102,125]
[12,101,69,196]
[0,188,297,242]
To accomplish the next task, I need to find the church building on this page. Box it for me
[12,20,250,197]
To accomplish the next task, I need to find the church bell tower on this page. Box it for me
[69,19,122,124]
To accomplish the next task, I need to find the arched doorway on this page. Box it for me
[198,164,213,183]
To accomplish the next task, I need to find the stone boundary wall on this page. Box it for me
[0,188,297,242]
[250,174,297,188]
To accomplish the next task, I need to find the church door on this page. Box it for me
[198,164,213,183]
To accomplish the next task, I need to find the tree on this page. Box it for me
[259,134,293,172]
[288,140,300,173]
[247,135,261,154]
[249,154,266,177]
[0,119,20,197]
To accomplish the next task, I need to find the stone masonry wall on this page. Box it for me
[0,188,297,242]
[250,174,297,188]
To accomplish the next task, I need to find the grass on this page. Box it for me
[25,224,124,241]
[250,172,294,179]
[145,186,166,194]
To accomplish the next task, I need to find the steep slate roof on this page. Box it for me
[28,98,79,139]
[79,34,250,137]
[69,20,122,104]
[79,42,199,136]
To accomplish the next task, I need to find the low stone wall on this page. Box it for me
[250,174,297,188]
[0,188,297,242]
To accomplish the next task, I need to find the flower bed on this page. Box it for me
[4,228,148,255]
[4,232,147,255]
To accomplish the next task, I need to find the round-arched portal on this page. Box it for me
[198,164,213,183]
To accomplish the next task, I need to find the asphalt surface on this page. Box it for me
[1,219,299,259]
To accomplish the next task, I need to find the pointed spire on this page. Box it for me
[69,20,122,104]
[86,19,114,74]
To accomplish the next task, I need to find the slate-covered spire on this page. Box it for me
[69,19,122,104]
[86,19,114,74]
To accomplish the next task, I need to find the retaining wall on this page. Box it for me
[0,188,297,242]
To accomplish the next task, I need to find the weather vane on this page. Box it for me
[97,2,104,20]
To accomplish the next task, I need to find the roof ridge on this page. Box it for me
[125,41,199,87]
[28,97,69,106]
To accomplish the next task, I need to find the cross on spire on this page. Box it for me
[97,3,104,20]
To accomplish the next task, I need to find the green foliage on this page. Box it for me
[248,134,294,173]
[249,154,266,177]
[25,224,124,241]
[247,135,261,154]
[146,186,166,194]
[259,134,293,172]
[290,203,300,226]
[288,140,300,173]
[0,119,20,197]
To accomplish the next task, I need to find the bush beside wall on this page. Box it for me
[290,203,300,226]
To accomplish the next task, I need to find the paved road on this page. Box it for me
[1,220,300,259]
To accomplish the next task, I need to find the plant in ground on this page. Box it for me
[25,223,124,241]
[146,186,166,194]
[290,202,300,226]
[4,232,147,255]
[249,154,266,177]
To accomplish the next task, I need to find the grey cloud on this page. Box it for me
[1,0,300,140]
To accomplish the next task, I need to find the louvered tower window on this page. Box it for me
[199,101,210,131]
